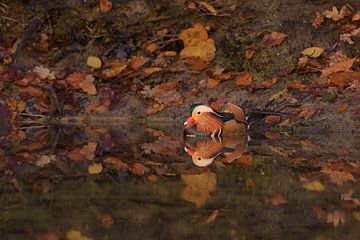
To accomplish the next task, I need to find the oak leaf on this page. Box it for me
[312,12,324,29]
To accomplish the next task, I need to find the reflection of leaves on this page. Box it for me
[303,180,325,191]
[326,210,345,227]
[68,142,97,161]
[66,230,93,240]
[321,168,356,185]
[88,163,103,174]
[181,171,216,208]
[130,163,149,176]
[266,194,288,206]
[6,99,26,113]
[36,155,56,167]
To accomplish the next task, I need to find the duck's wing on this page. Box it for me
[214,111,235,122]
[196,113,224,134]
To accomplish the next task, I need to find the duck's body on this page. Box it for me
[184,103,248,137]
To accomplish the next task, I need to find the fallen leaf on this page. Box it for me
[268,88,287,102]
[181,171,216,208]
[141,83,184,106]
[299,104,317,120]
[185,56,209,71]
[36,155,56,167]
[147,174,159,183]
[20,86,47,101]
[198,1,218,16]
[130,163,149,175]
[263,31,287,47]
[80,142,97,160]
[98,60,128,79]
[129,56,149,71]
[160,51,177,57]
[88,163,103,174]
[179,24,208,46]
[33,65,56,80]
[336,103,349,113]
[323,4,353,21]
[353,212,360,221]
[244,49,256,59]
[327,210,345,227]
[144,67,162,77]
[261,77,277,88]
[204,210,219,224]
[287,81,306,91]
[312,11,324,29]
[99,0,112,13]
[87,56,102,69]
[79,75,97,95]
[264,115,281,125]
[206,78,221,89]
[6,99,26,113]
[267,194,288,206]
[208,97,227,111]
[302,47,324,58]
[146,43,158,53]
[352,11,360,21]
[235,71,252,86]
[237,154,253,166]
[303,180,325,191]
[322,58,355,76]
[329,71,360,88]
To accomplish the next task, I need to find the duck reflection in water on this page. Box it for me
[184,135,248,167]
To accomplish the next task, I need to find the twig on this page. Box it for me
[19,113,48,118]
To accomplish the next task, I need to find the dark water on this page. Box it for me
[1,124,360,240]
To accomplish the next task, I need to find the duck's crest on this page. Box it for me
[189,103,203,115]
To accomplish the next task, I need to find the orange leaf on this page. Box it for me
[101,214,114,228]
[312,11,324,29]
[79,75,97,95]
[352,11,360,21]
[235,71,252,86]
[206,78,221,89]
[130,163,149,175]
[129,56,149,71]
[287,81,306,91]
[267,194,288,206]
[329,71,360,88]
[144,67,162,77]
[99,0,112,12]
[237,154,253,166]
[198,1,218,16]
[244,49,256,59]
[263,31,287,47]
[20,86,47,101]
[6,99,26,112]
[261,77,277,88]
[336,103,349,113]
[160,51,177,57]
[185,56,209,71]
[322,58,355,76]
[264,115,281,125]
[179,24,208,47]
[146,43,158,53]
[66,72,87,88]
[99,60,128,79]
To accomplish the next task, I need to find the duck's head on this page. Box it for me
[184,146,215,167]
[184,104,216,128]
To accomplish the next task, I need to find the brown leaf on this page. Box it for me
[352,11,360,21]
[237,154,253,166]
[322,168,356,185]
[206,78,221,89]
[327,210,345,227]
[101,214,114,228]
[322,58,355,76]
[130,163,149,175]
[204,210,219,224]
[261,77,277,88]
[264,115,281,125]
[263,32,287,47]
[80,142,97,160]
[336,103,349,113]
[79,75,97,95]
[67,148,87,161]
[146,43,158,53]
[198,1,218,16]
[353,212,360,221]
[235,71,252,86]
[287,81,306,91]
[299,104,317,120]
[99,60,128,79]
[312,11,324,29]
[66,72,87,89]
[99,0,112,12]
[208,97,227,112]
[20,86,47,101]
[329,71,360,88]
[267,194,288,206]
[323,4,353,21]
[244,49,256,59]
[185,56,209,71]
[145,103,165,115]
[143,67,162,77]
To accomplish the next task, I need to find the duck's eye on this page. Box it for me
[198,157,201,161]
[197,111,201,115]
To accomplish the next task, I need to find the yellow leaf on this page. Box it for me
[6,99,26,113]
[180,39,216,62]
[88,163,103,174]
[87,56,102,69]
[181,171,216,207]
[301,47,324,58]
[303,181,325,191]
[144,67,162,77]
[66,231,81,240]
[179,24,208,47]
[160,51,177,57]
[268,88,287,102]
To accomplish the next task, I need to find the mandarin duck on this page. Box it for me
[184,136,247,167]
[184,102,248,138]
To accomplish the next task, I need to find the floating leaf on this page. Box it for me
[87,56,102,69]
[204,210,219,224]
[302,47,324,58]
[88,163,103,174]
[303,180,325,191]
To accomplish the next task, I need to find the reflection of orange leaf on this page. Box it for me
[160,51,177,57]
[336,103,349,113]
[99,0,112,12]
[244,49,256,59]
[145,103,164,115]
[101,214,114,228]
[327,210,345,227]
[322,168,356,185]
[263,32,287,47]
[353,212,360,221]
[352,11,360,21]
[267,194,288,206]
[204,210,219,224]
[235,71,252,86]
[312,11,324,29]
[181,171,216,208]
[6,99,26,113]
[79,75,97,95]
